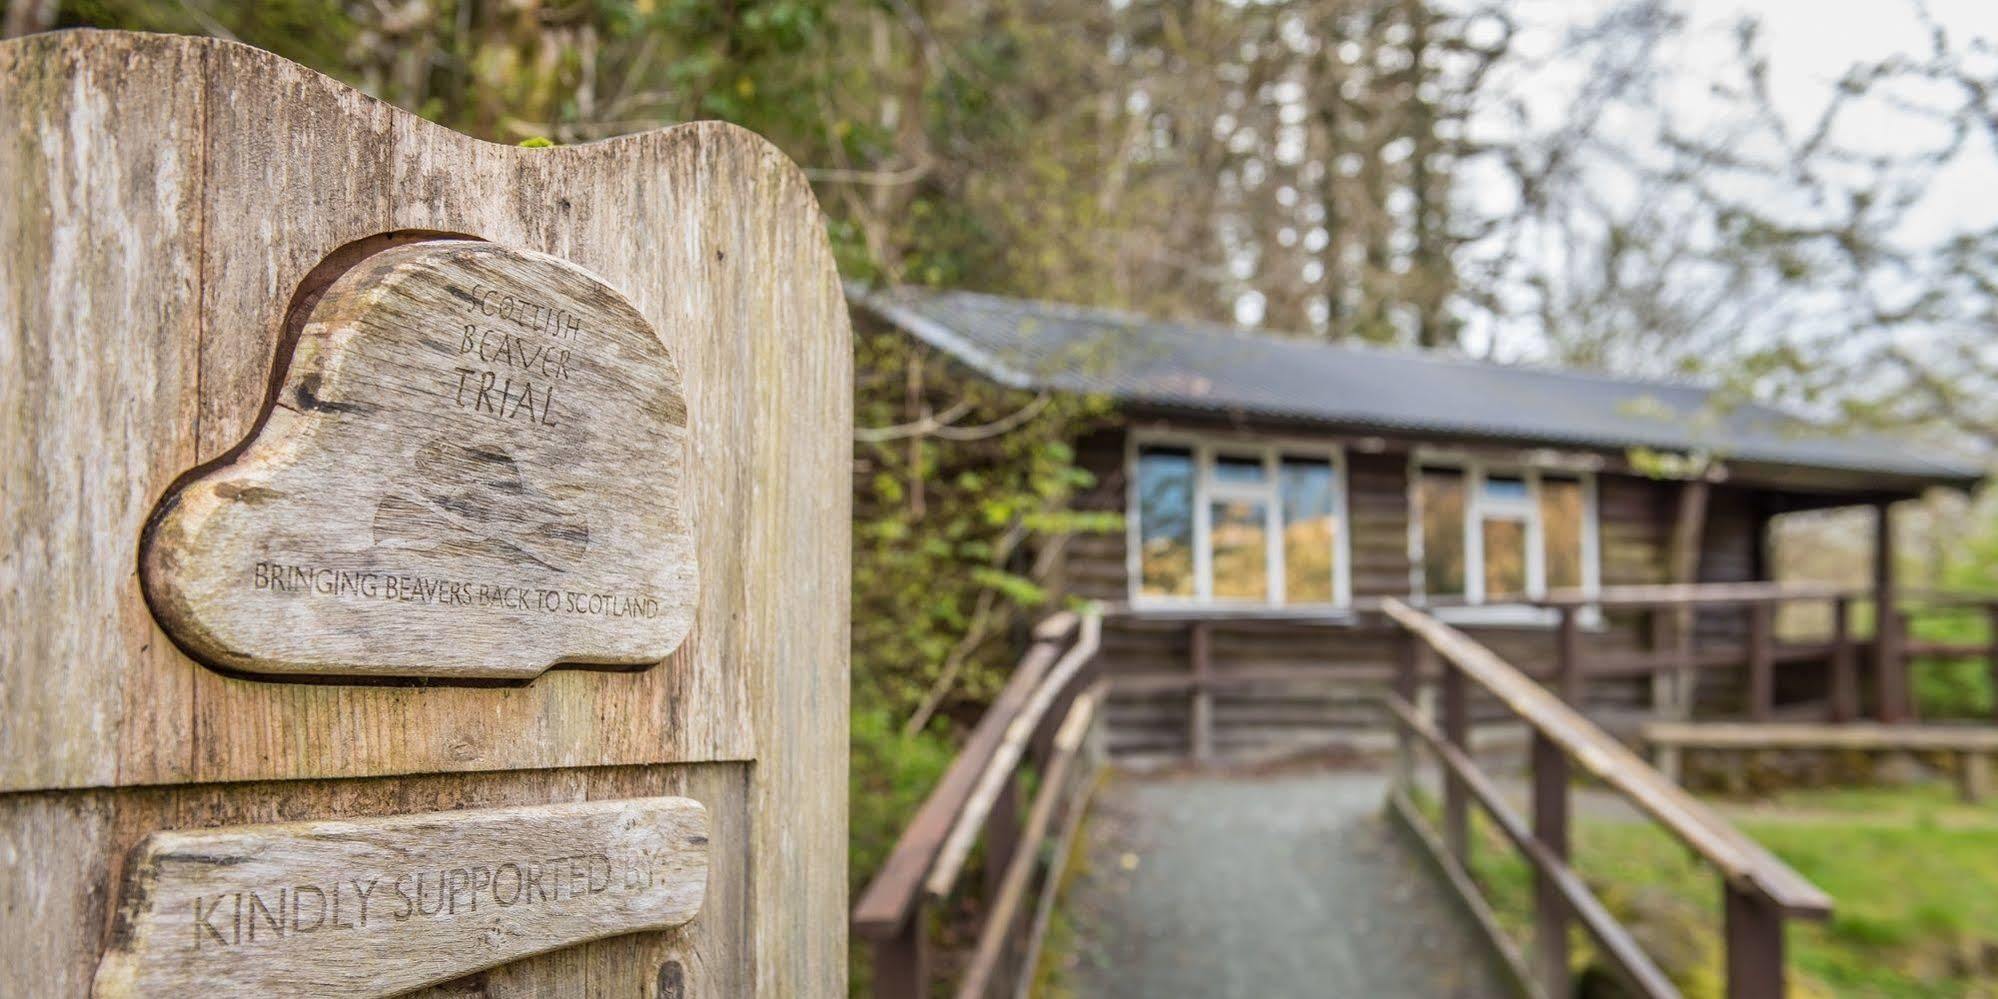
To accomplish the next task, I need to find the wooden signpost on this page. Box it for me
[96,798,710,997]
[1,29,850,997]
[143,241,698,679]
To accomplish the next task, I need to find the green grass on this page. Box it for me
[1450,784,1998,997]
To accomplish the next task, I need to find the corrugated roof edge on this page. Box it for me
[874,283,1745,398]
[847,281,1035,391]
[847,282,1988,488]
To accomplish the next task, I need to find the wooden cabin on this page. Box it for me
[851,286,1988,763]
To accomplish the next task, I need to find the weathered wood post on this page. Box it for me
[1987,603,1998,724]
[871,907,931,999]
[1874,501,1909,722]
[1960,751,1992,805]
[1189,620,1215,763]
[1555,605,1582,704]
[1392,630,1425,791]
[1440,663,1472,864]
[1829,596,1858,722]
[1747,602,1775,721]
[1723,886,1787,999]
[2,32,849,996]
[1530,732,1572,996]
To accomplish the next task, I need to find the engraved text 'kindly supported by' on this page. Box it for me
[93,797,709,998]
[139,241,698,680]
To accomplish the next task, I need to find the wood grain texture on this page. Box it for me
[1,27,848,793]
[143,241,697,680]
[1643,720,1998,751]
[1,764,753,998]
[2,28,848,997]
[95,797,709,997]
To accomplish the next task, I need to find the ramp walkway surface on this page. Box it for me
[1061,770,1511,998]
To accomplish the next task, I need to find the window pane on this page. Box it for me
[1212,452,1268,487]
[1210,498,1269,600]
[1280,458,1338,604]
[1482,474,1529,503]
[1541,476,1586,591]
[1136,447,1195,597]
[1418,467,1467,597]
[1483,518,1528,598]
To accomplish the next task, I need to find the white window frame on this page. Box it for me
[1407,451,1601,625]
[1125,431,1352,611]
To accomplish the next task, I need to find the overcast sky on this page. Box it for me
[1454,0,1998,363]
[1676,0,1998,239]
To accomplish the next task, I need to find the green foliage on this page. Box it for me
[60,0,356,73]
[846,707,955,996]
[1453,784,1998,997]
[1908,503,1998,718]
[848,706,955,891]
[851,321,1117,728]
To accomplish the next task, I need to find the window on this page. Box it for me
[1135,446,1195,598]
[1417,467,1467,598]
[1130,438,1348,607]
[1280,459,1339,604]
[1479,475,1531,599]
[1540,475,1587,591]
[1413,459,1598,604]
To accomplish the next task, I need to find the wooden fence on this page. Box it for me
[1095,584,1998,765]
[853,609,1105,998]
[852,581,1998,996]
[1534,582,1998,726]
[1380,598,1833,999]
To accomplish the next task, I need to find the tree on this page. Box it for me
[1450,1,1998,456]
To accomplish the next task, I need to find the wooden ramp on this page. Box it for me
[1059,771,1512,998]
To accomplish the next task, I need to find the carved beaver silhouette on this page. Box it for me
[372,438,592,573]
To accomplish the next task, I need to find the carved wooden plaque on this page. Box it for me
[93,797,709,997]
[141,240,697,680]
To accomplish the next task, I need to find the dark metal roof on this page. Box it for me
[853,285,1986,488]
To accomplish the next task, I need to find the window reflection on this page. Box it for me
[1212,453,1267,486]
[1281,459,1337,604]
[1419,467,1467,598]
[1482,474,1528,503]
[1210,498,1269,600]
[1482,518,1527,598]
[1541,476,1585,591]
[1136,446,1195,597]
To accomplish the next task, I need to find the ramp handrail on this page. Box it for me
[854,607,1105,999]
[1380,598,1830,999]
[1531,582,1998,725]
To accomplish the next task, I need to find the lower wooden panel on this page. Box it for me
[0,763,752,997]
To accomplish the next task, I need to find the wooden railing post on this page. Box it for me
[1531,732,1572,996]
[1381,598,1831,997]
[1441,663,1470,864]
[1988,604,1998,724]
[873,904,928,999]
[1555,605,1582,704]
[1393,630,1425,791]
[1188,621,1213,764]
[1959,750,1991,804]
[1829,596,1857,723]
[984,779,1019,901]
[1747,602,1774,722]
[1724,885,1785,999]
[1874,500,1905,722]
[1870,608,1915,722]
[1900,610,1918,722]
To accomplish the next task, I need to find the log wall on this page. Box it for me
[1057,427,1769,763]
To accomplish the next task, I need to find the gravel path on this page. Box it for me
[1060,771,1511,999]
